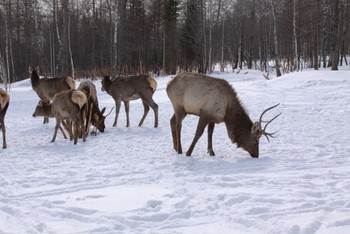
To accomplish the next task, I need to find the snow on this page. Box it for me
[1,67,350,233]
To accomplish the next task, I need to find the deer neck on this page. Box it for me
[224,104,253,144]
[104,79,113,95]
[31,71,40,89]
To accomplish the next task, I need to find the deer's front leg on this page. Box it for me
[113,100,121,127]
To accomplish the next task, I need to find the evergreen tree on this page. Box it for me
[163,0,179,74]
[180,0,202,72]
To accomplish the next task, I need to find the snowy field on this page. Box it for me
[1,67,350,234]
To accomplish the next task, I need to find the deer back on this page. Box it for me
[39,77,76,100]
[104,75,157,101]
[167,72,234,122]
[52,90,87,120]
[30,68,75,101]
[78,80,98,106]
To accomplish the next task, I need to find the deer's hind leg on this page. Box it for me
[138,101,150,127]
[1,119,6,149]
[51,118,62,142]
[170,114,177,151]
[140,93,158,128]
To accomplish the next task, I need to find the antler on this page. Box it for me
[105,106,114,117]
[258,103,281,142]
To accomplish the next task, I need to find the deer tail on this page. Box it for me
[147,76,157,92]
[71,90,87,109]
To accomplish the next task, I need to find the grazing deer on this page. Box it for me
[29,67,75,123]
[51,90,87,144]
[101,75,158,128]
[77,81,108,135]
[0,89,10,149]
[166,72,281,157]
[32,100,69,139]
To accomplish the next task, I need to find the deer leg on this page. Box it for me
[1,120,6,149]
[85,103,93,137]
[43,116,49,124]
[73,122,78,144]
[138,101,150,127]
[186,116,210,156]
[62,120,70,135]
[91,126,97,136]
[113,100,121,127]
[151,101,159,128]
[81,108,86,142]
[42,100,50,124]
[67,120,74,141]
[175,111,186,154]
[140,93,158,128]
[51,118,61,142]
[207,122,215,156]
[124,101,130,127]
[59,125,68,139]
[170,114,177,151]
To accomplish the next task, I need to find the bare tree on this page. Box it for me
[269,0,282,77]
[329,0,340,70]
[292,0,299,71]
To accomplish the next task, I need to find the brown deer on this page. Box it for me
[77,81,108,135]
[166,72,281,158]
[29,67,75,123]
[51,90,87,144]
[32,100,69,139]
[0,89,10,149]
[101,75,158,128]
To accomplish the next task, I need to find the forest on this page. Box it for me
[0,0,349,85]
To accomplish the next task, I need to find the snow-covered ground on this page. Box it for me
[1,67,350,234]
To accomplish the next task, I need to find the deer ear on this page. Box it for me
[101,107,106,115]
[251,122,262,137]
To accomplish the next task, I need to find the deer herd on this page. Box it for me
[0,67,281,158]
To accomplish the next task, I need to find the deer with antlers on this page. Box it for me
[166,72,281,157]
[77,80,111,135]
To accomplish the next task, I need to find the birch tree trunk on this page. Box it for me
[269,0,282,77]
[106,0,118,74]
[220,19,225,72]
[247,0,256,69]
[292,0,299,71]
[321,0,328,68]
[0,52,8,90]
[330,0,340,70]
[68,13,74,79]
[4,1,11,87]
[54,0,63,74]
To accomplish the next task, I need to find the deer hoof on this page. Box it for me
[208,150,215,156]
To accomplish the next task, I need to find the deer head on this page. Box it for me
[93,107,114,133]
[255,103,281,141]
[240,104,281,158]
